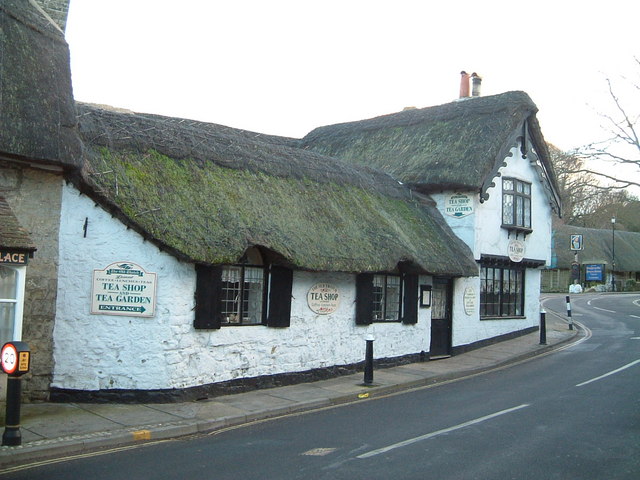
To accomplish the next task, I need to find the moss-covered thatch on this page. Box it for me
[74,104,477,275]
[552,225,640,272]
[300,91,558,199]
[0,0,81,168]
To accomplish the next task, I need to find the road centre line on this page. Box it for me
[576,359,640,387]
[357,404,530,459]
[592,306,616,313]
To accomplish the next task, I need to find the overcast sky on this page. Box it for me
[65,1,639,180]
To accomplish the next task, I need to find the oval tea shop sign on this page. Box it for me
[508,240,525,263]
[91,262,157,317]
[307,283,340,315]
[444,193,474,218]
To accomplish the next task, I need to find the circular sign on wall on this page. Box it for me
[307,283,340,315]
[463,287,477,316]
[508,239,525,263]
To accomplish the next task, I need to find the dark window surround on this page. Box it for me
[502,177,532,234]
[356,272,419,325]
[194,264,293,329]
[479,261,525,319]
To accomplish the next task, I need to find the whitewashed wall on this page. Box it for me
[432,141,554,346]
[53,184,433,392]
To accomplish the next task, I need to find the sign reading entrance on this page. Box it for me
[307,283,340,315]
[444,194,474,218]
[91,262,157,317]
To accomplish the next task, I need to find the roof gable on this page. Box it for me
[300,91,559,204]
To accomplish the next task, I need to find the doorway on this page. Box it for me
[430,277,452,359]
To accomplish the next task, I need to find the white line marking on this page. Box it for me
[576,359,640,387]
[630,315,640,319]
[356,404,530,459]
[593,306,616,313]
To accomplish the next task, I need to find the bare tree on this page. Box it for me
[548,144,640,232]
[573,58,640,189]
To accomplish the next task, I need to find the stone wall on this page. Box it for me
[0,163,63,401]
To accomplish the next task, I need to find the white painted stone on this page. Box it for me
[53,185,434,392]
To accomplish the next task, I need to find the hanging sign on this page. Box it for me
[91,262,157,317]
[570,234,583,251]
[307,283,340,315]
[508,239,525,263]
[444,193,474,218]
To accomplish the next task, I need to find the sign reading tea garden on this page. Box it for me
[91,262,157,317]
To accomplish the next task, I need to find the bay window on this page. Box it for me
[502,178,531,231]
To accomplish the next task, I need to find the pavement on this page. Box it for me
[0,305,579,470]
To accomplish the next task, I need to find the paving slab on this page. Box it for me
[76,403,183,426]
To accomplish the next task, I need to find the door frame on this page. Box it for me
[429,276,453,359]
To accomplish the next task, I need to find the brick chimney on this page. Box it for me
[459,71,471,98]
[471,72,482,97]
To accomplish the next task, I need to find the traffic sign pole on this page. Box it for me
[2,376,22,446]
[1,342,30,446]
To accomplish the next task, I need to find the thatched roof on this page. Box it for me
[73,103,478,276]
[0,196,36,252]
[0,0,82,168]
[552,225,640,272]
[300,91,560,208]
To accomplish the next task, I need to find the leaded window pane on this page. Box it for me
[220,265,264,325]
[372,275,384,321]
[503,179,513,191]
[516,196,524,226]
[503,194,514,224]
[385,276,401,321]
[372,274,401,322]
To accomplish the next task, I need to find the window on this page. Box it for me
[480,265,524,318]
[0,266,18,345]
[502,178,531,230]
[372,274,401,321]
[220,266,265,325]
[194,264,293,329]
[356,273,418,325]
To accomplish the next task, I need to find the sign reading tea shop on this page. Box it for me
[444,193,474,218]
[91,262,157,317]
[508,239,525,263]
[307,283,340,315]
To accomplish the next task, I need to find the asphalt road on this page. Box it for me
[6,293,640,479]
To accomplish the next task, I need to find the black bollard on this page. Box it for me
[363,337,374,385]
[565,295,574,330]
[539,309,547,345]
[2,376,23,446]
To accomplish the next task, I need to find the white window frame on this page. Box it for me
[0,265,26,343]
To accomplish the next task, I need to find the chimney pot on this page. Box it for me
[459,71,471,98]
[471,72,482,97]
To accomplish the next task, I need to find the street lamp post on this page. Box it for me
[611,217,616,292]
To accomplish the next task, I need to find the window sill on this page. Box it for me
[480,316,526,321]
[501,225,532,236]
